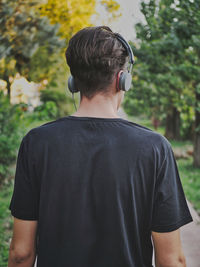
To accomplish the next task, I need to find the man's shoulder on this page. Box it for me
[122,119,171,149]
[23,117,66,142]
[122,120,172,166]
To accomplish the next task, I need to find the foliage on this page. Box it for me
[32,101,59,121]
[39,0,95,39]
[40,89,69,117]
[0,0,64,89]
[39,0,120,40]
[127,0,185,118]
[40,89,67,105]
[124,0,200,143]
[28,46,63,83]
[0,92,24,185]
[0,0,64,62]
[0,179,13,267]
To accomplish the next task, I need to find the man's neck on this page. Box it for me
[71,112,121,119]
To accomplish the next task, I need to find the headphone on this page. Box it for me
[67,31,135,109]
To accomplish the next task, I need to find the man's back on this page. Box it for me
[9,115,193,267]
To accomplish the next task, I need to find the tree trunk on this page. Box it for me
[193,92,200,167]
[165,107,181,140]
[3,73,11,98]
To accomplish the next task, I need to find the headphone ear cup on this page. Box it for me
[119,72,132,91]
[68,75,79,93]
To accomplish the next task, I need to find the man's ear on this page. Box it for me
[116,70,124,91]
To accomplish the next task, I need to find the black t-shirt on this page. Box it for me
[9,115,193,267]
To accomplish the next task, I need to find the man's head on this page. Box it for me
[65,26,129,100]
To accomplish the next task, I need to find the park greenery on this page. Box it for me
[0,0,200,265]
[0,91,23,185]
[124,0,200,167]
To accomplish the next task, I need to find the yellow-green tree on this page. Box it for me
[0,0,64,96]
[39,0,120,40]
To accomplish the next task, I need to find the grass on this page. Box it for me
[177,157,200,215]
[0,179,14,266]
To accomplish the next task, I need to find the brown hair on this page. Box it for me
[65,26,129,99]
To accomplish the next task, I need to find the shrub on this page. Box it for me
[0,91,23,186]
[32,101,58,120]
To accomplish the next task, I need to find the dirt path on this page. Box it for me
[181,201,200,267]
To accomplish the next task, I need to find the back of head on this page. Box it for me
[65,26,129,100]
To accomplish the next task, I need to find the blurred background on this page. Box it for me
[0,0,200,266]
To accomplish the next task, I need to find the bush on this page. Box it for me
[0,180,13,266]
[32,101,58,120]
[0,91,23,186]
[40,89,66,104]
[39,88,76,117]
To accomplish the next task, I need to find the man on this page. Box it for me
[8,26,193,267]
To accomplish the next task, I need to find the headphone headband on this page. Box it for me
[114,33,135,65]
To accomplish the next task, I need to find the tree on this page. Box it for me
[127,0,188,140]
[173,0,200,166]
[127,0,200,166]
[0,0,64,96]
[39,0,120,40]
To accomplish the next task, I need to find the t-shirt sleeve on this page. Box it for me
[151,141,193,232]
[9,135,39,220]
